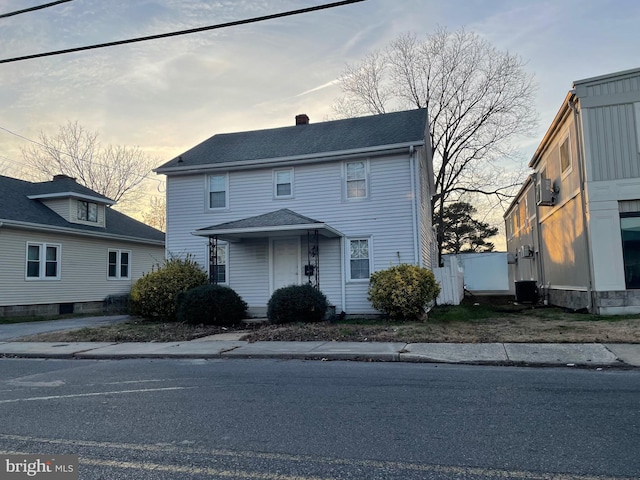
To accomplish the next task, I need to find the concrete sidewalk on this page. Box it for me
[0,338,638,367]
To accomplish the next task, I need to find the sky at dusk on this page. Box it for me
[1,0,639,226]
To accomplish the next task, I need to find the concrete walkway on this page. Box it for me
[0,337,638,367]
[0,316,639,367]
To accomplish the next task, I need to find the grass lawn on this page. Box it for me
[13,299,640,344]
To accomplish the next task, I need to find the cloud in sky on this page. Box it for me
[1,0,639,192]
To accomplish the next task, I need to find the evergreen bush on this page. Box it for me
[176,284,247,326]
[367,264,440,320]
[267,284,328,324]
[130,256,208,321]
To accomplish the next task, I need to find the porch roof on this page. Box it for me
[192,208,343,241]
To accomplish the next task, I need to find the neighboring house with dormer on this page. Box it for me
[155,109,435,316]
[505,67,640,314]
[0,174,165,317]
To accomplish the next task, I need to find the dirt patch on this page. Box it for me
[15,304,640,344]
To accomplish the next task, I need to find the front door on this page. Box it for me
[272,237,300,292]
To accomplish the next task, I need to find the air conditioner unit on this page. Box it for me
[536,177,554,206]
[520,244,534,258]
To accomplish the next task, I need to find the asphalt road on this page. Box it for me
[0,358,638,480]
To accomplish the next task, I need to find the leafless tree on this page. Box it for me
[22,121,158,208]
[142,195,166,232]
[333,27,538,262]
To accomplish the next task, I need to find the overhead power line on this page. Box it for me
[0,0,73,19]
[0,0,366,64]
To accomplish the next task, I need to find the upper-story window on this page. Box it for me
[208,174,228,209]
[345,161,368,199]
[78,200,98,222]
[26,242,60,280]
[274,169,293,198]
[559,136,571,175]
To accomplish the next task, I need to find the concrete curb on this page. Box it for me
[0,341,638,367]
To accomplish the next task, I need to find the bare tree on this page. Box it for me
[334,27,538,262]
[142,196,166,232]
[22,121,157,207]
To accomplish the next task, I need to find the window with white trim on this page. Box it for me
[349,238,370,280]
[208,174,228,209]
[345,161,367,199]
[108,249,130,279]
[26,242,60,280]
[78,200,98,222]
[211,244,227,284]
[274,169,293,198]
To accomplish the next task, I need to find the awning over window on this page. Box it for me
[192,208,343,242]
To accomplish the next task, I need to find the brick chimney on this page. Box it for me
[53,174,76,182]
[295,114,309,125]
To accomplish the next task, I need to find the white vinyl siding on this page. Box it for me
[108,249,131,280]
[165,151,426,314]
[0,228,164,307]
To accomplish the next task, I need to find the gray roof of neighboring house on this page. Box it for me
[0,175,165,244]
[156,108,428,171]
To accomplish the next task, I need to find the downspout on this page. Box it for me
[409,145,421,266]
[340,236,346,314]
[568,93,595,312]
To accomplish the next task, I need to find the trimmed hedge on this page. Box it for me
[267,284,328,324]
[367,264,440,320]
[130,256,208,322]
[176,284,247,326]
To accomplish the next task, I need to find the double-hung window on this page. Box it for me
[78,200,98,222]
[345,161,368,199]
[211,244,227,284]
[274,169,293,198]
[208,174,228,209]
[26,243,60,280]
[108,249,130,280]
[349,238,370,280]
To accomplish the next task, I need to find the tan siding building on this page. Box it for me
[505,67,640,314]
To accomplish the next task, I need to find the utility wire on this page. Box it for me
[0,0,73,19]
[0,0,366,64]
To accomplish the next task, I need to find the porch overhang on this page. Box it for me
[191,208,343,242]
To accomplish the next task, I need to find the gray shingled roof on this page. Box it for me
[157,108,428,171]
[195,209,343,240]
[198,209,323,231]
[0,175,165,244]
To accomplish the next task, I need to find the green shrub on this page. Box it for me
[367,264,440,320]
[130,256,208,321]
[176,284,247,326]
[267,284,328,324]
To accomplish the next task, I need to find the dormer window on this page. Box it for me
[78,200,98,222]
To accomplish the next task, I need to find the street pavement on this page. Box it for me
[0,315,639,367]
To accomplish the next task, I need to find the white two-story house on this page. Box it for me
[156,109,436,316]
